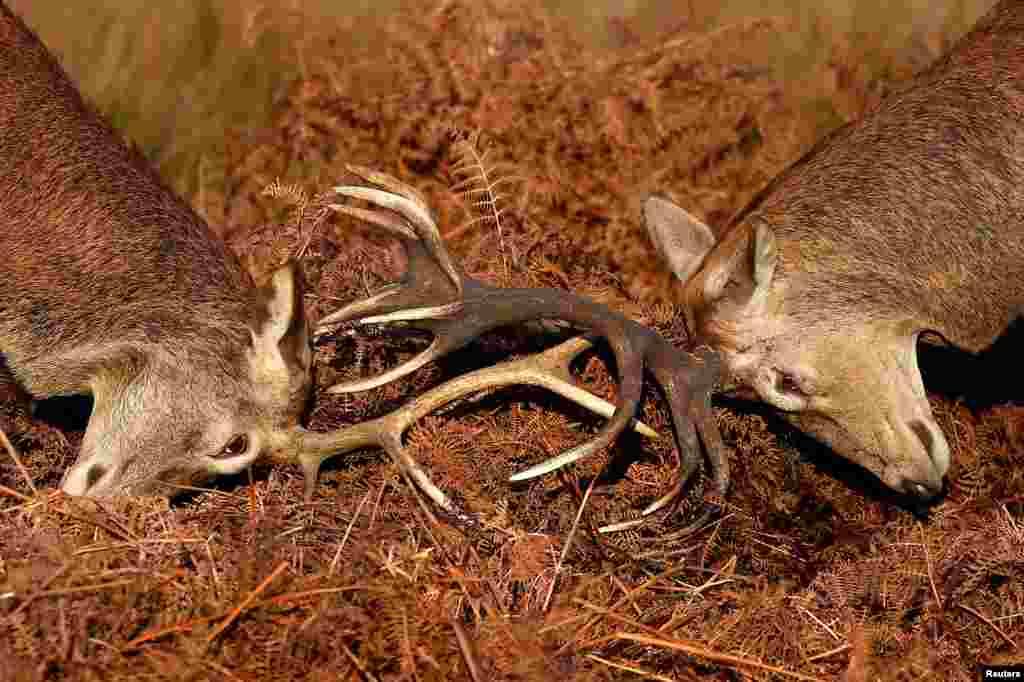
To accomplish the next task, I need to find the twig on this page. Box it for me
[202,659,243,682]
[400,608,415,678]
[58,597,70,660]
[330,488,372,575]
[370,477,388,530]
[537,610,590,635]
[128,614,230,650]
[0,489,62,514]
[205,535,222,597]
[542,476,596,613]
[452,617,483,682]
[919,523,943,609]
[125,585,387,649]
[0,482,31,502]
[959,604,1018,650]
[0,428,37,495]
[573,597,672,644]
[612,575,643,618]
[806,644,852,663]
[341,641,380,682]
[72,537,206,557]
[29,579,138,598]
[585,654,676,682]
[3,559,72,624]
[206,561,288,644]
[552,562,694,652]
[994,611,1024,622]
[57,507,137,544]
[614,633,825,682]
[158,482,242,499]
[798,605,841,641]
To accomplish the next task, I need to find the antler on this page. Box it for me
[298,166,728,533]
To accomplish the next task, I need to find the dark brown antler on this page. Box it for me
[301,165,727,532]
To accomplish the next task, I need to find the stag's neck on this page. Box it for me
[0,6,253,352]
[743,5,1024,354]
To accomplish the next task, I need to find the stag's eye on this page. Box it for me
[778,373,805,396]
[775,370,816,399]
[217,434,249,459]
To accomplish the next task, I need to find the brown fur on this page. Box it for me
[0,3,311,495]
[645,0,1024,499]
[737,2,1024,350]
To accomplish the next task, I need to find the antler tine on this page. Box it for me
[325,203,418,242]
[598,344,724,534]
[312,167,728,535]
[344,163,431,212]
[337,164,463,299]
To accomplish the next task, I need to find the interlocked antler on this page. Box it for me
[296,166,728,533]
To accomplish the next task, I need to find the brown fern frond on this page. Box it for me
[448,129,519,280]
[261,179,334,261]
[262,177,308,206]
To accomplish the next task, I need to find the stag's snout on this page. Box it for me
[61,459,117,496]
[884,417,949,500]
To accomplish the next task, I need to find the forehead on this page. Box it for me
[705,307,865,362]
[143,354,260,414]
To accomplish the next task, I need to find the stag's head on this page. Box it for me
[59,264,313,497]
[643,197,949,500]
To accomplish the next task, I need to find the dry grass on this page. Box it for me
[1,0,1020,680]
[8,0,337,198]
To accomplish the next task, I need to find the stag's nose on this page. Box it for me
[902,418,950,500]
[905,478,943,500]
[61,460,117,496]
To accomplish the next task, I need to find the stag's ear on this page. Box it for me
[699,222,777,308]
[642,195,718,285]
[249,262,311,389]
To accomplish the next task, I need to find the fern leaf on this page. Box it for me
[448,129,518,281]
